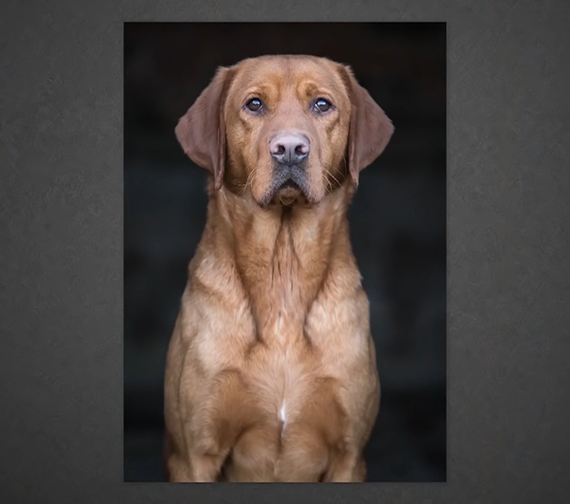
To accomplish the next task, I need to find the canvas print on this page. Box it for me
[124,22,446,482]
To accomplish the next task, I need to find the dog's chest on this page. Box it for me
[244,333,318,417]
[234,295,342,417]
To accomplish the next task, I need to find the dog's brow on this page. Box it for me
[298,81,336,98]
[242,85,276,99]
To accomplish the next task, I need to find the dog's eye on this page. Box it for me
[245,98,264,113]
[314,98,333,113]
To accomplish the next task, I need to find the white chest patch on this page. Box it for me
[279,401,287,438]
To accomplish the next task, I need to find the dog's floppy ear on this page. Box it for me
[175,67,233,191]
[338,65,394,186]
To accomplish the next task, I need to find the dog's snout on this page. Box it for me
[269,132,310,165]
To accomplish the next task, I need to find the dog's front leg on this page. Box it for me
[166,452,228,482]
[187,449,230,482]
[166,411,232,482]
[173,368,248,482]
[322,451,367,482]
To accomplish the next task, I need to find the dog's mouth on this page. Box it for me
[259,163,313,208]
[274,186,301,207]
[278,179,301,191]
[271,177,307,207]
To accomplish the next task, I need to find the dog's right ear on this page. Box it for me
[175,67,233,191]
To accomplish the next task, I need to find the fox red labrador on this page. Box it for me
[164,55,394,482]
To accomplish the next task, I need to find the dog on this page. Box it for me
[164,55,394,482]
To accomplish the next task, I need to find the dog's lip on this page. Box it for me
[278,179,301,191]
[260,179,306,208]
[274,180,303,206]
[259,166,312,208]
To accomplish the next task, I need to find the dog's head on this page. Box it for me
[176,55,394,208]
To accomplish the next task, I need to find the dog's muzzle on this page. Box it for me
[262,131,312,207]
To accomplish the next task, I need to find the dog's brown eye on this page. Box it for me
[314,98,333,113]
[245,98,263,113]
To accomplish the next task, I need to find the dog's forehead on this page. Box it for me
[229,56,347,96]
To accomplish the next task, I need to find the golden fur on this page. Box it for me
[164,55,394,482]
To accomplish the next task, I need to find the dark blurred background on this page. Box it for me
[124,22,446,482]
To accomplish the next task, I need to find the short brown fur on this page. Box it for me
[164,55,394,482]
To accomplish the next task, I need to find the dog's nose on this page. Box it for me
[269,132,310,165]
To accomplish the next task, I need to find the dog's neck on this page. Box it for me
[196,185,360,344]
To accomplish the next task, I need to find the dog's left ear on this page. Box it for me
[175,66,233,190]
[338,65,394,186]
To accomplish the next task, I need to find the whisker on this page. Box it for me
[239,168,259,196]
[319,161,346,194]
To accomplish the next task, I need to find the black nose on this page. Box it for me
[269,131,310,165]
